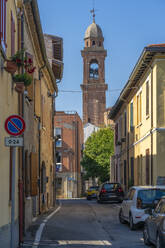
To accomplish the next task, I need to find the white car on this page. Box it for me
[119,186,165,230]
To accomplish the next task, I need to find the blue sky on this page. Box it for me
[38,0,165,118]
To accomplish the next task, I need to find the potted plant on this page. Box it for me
[13,73,32,93]
[4,49,25,74]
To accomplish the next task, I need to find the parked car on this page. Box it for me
[143,196,165,248]
[119,186,165,230]
[86,186,99,200]
[97,182,124,203]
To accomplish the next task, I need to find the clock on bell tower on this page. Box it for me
[81,10,108,126]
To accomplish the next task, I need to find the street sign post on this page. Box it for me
[4,115,25,248]
[5,115,25,136]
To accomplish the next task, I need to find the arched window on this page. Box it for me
[89,59,99,79]
[92,40,95,46]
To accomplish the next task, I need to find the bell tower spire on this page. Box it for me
[80,18,108,127]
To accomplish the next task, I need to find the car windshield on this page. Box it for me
[103,183,119,190]
[137,189,165,208]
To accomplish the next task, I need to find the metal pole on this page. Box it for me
[10,147,16,248]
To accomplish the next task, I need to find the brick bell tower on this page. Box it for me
[81,9,108,126]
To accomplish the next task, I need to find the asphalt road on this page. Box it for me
[23,199,154,248]
[33,198,152,248]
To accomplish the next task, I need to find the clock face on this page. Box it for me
[89,62,99,79]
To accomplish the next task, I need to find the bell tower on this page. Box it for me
[81,10,108,126]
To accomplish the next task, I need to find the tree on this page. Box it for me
[81,127,114,183]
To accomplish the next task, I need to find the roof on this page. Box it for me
[85,22,103,39]
[109,44,165,120]
[131,185,165,190]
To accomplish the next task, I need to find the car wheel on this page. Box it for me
[119,209,126,224]
[143,224,151,246]
[156,234,161,248]
[129,214,136,230]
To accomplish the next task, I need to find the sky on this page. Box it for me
[38,0,165,118]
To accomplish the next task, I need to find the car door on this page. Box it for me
[122,188,135,219]
[149,200,165,243]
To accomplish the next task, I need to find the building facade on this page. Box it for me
[0,0,63,247]
[54,111,83,198]
[109,44,165,190]
[81,14,107,127]
[0,1,19,247]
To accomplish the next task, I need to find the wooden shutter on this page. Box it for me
[11,12,15,56]
[115,123,118,145]
[26,52,34,101]
[0,0,7,48]
[30,153,38,196]
[34,79,41,117]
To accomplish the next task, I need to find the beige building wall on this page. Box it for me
[0,1,19,247]
[110,47,165,190]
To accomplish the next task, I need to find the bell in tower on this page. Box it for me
[81,10,108,127]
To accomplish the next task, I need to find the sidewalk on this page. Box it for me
[21,200,60,247]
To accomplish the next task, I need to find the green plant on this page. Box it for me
[13,73,32,86]
[10,49,25,67]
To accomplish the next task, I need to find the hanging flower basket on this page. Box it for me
[13,73,32,93]
[14,82,25,94]
[5,60,17,74]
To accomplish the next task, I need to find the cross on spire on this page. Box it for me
[90,8,96,23]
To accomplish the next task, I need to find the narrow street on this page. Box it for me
[24,199,152,248]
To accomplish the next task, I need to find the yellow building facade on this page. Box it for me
[0,0,19,247]
[110,44,165,190]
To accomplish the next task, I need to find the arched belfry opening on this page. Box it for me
[80,11,108,126]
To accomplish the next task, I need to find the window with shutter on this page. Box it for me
[0,0,7,52]
[25,52,34,101]
[11,11,15,56]
[146,81,149,116]
[34,79,41,117]
[115,123,118,145]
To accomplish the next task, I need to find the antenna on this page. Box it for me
[90,8,96,23]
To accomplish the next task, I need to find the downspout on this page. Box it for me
[18,9,25,246]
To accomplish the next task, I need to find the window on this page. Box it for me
[130,102,133,131]
[0,0,7,51]
[56,152,62,172]
[54,127,61,139]
[55,128,62,147]
[86,41,88,47]
[89,60,99,79]
[146,81,149,116]
[99,41,102,47]
[11,12,15,56]
[137,92,142,125]
[92,40,95,46]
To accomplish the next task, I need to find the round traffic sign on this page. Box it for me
[5,115,26,136]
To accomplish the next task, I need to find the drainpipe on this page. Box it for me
[18,10,25,246]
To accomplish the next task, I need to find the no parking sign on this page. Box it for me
[4,115,25,136]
